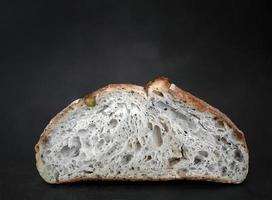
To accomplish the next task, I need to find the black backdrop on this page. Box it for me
[0,1,271,200]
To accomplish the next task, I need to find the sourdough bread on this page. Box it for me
[35,77,248,184]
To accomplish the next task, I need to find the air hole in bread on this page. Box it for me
[177,168,188,176]
[222,146,227,151]
[147,155,152,160]
[190,167,196,170]
[168,157,181,166]
[214,135,221,144]
[221,137,230,145]
[78,129,87,134]
[54,171,59,180]
[96,105,108,114]
[59,137,81,157]
[151,160,157,165]
[88,123,95,130]
[230,161,236,170]
[160,122,169,132]
[214,150,220,157]
[121,154,133,165]
[83,170,94,174]
[147,122,153,130]
[97,139,104,148]
[234,149,243,162]
[109,119,118,128]
[152,125,163,147]
[135,139,141,151]
[85,138,91,147]
[153,90,164,97]
[128,142,133,150]
[94,162,102,169]
[221,166,227,176]
[104,135,111,143]
[88,163,94,168]
[198,150,208,157]
[207,164,214,171]
[194,155,202,165]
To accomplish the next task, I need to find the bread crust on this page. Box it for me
[35,77,248,184]
[53,174,235,184]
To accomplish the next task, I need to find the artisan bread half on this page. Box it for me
[35,77,248,184]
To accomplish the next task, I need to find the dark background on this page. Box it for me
[0,0,271,199]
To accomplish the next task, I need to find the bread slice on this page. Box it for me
[35,77,248,184]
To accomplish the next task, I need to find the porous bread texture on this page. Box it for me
[35,77,248,184]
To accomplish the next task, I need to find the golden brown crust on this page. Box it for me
[144,76,171,93]
[35,76,248,184]
[84,83,146,100]
[54,174,236,184]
